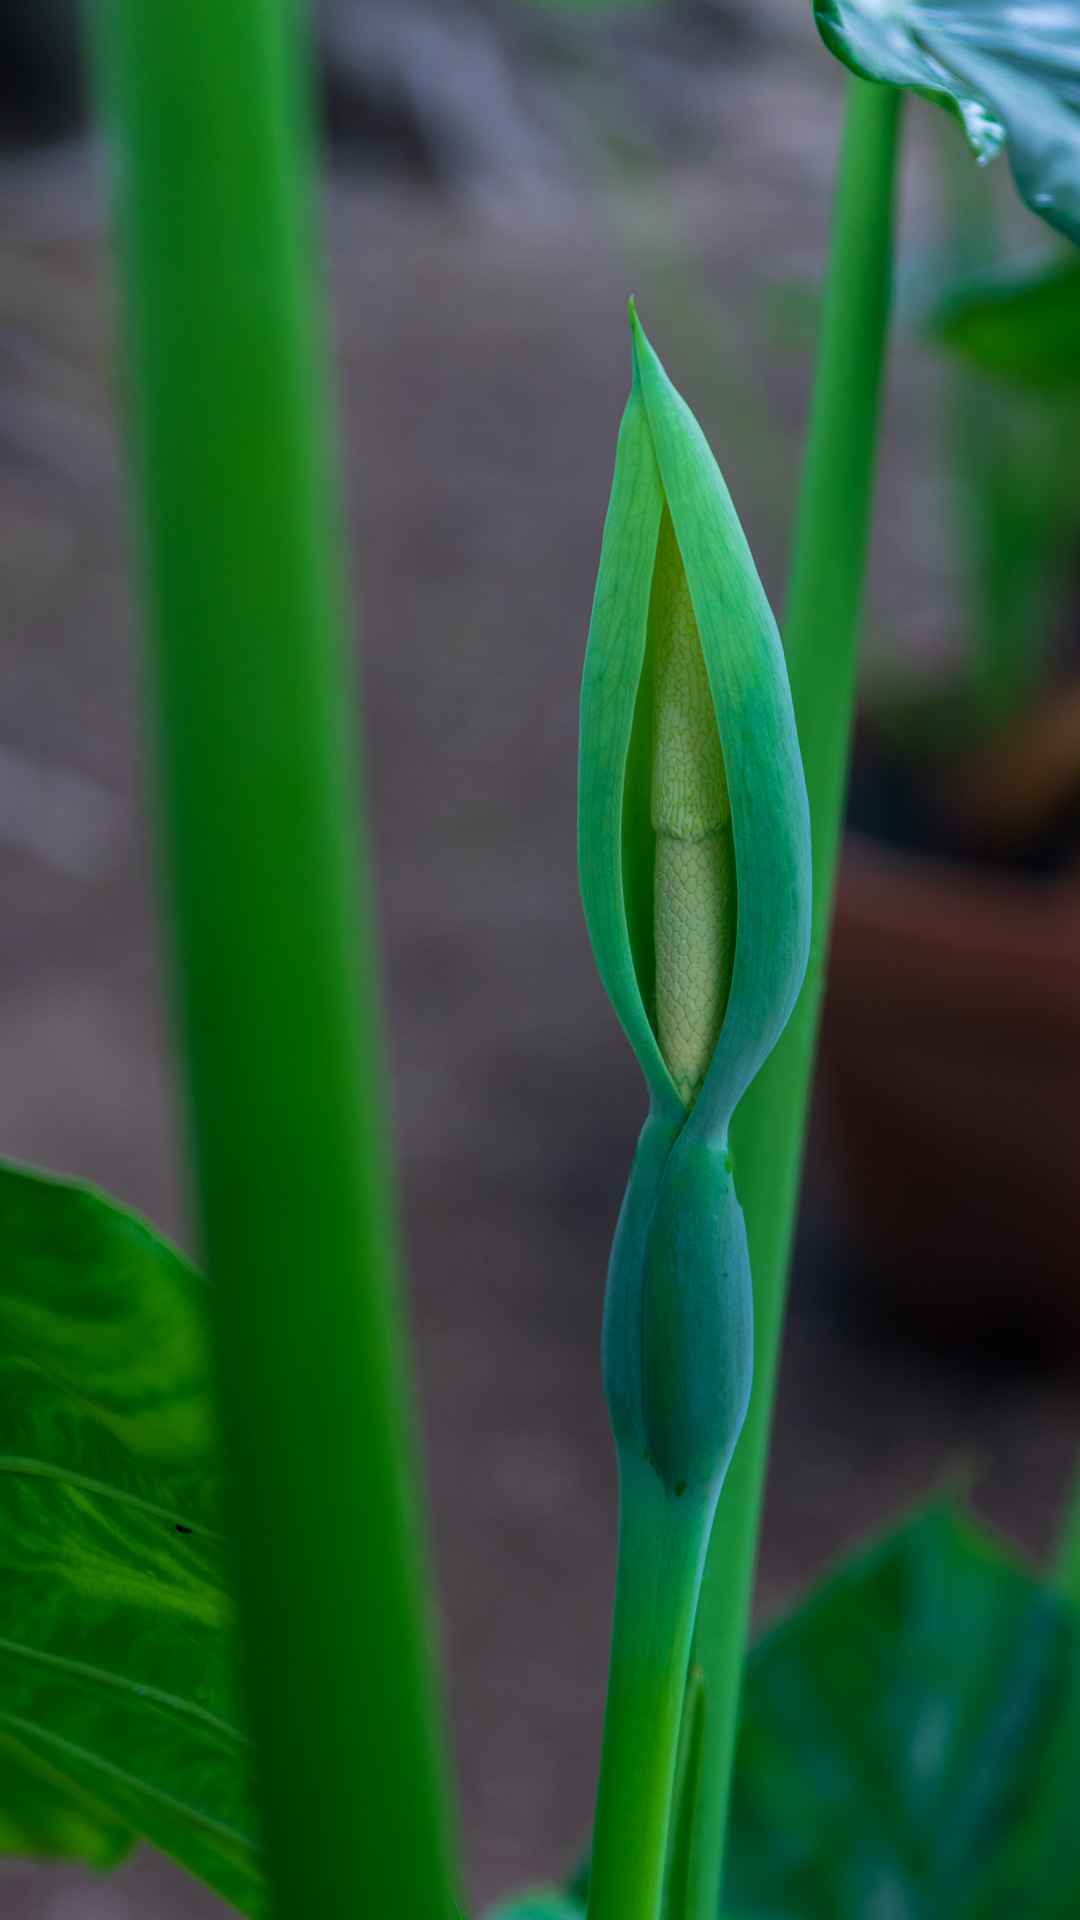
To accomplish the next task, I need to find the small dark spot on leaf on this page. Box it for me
[674,1480,687,1497]
[174,1524,192,1534]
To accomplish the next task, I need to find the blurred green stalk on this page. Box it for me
[1053,1482,1080,1603]
[86,4,460,1916]
[682,77,903,1920]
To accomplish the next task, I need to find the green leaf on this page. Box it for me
[814,0,1080,244]
[725,1505,1080,1920]
[0,1729,132,1868]
[0,1159,264,1915]
[934,252,1080,387]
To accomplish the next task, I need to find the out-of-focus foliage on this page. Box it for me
[727,1507,1080,1920]
[936,251,1080,388]
[927,251,1080,734]
[0,1162,264,1915]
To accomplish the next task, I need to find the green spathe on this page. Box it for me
[813,0,1080,243]
[579,306,811,1499]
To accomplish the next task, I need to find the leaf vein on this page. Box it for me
[0,1636,249,1747]
[0,1707,261,1860]
[0,1456,226,1543]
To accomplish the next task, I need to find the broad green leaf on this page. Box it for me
[0,1159,264,1915]
[814,0,1080,244]
[725,1506,1080,1920]
[934,252,1080,387]
[579,306,810,1498]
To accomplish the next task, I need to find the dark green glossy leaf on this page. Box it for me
[934,252,1080,386]
[0,1159,263,1914]
[814,0,1080,244]
[725,1506,1080,1920]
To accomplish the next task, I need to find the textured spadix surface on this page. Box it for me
[651,507,736,1111]
[814,0,1080,243]
[0,1160,264,1915]
[578,308,810,1496]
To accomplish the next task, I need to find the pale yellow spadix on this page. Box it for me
[650,509,735,1110]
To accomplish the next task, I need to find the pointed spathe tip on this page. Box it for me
[627,297,654,390]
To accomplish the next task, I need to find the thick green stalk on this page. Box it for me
[680,78,903,1920]
[85,5,460,1917]
[589,1464,714,1920]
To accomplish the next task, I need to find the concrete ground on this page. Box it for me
[0,5,1076,1913]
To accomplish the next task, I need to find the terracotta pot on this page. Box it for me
[821,831,1080,1353]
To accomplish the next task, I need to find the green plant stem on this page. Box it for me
[681,78,903,1920]
[588,1462,713,1920]
[85,4,460,1917]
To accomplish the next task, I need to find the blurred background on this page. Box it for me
[0,0,1079,1912]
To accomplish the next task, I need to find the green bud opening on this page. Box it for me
[579,305,810,1145]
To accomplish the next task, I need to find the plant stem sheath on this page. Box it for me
[85,4,460,1915]
[681,77,903,1920]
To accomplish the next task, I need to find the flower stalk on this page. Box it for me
[682,76,903,1920]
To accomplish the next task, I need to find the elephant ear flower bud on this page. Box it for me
[578,307,810,1500]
